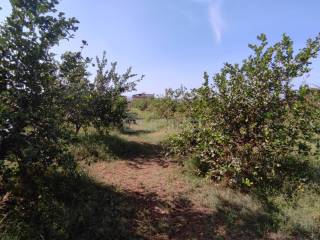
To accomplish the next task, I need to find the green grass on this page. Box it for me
[124,108,179,143]
[272,185,320,238]
[70,132,162,163]
[70,108,179,163]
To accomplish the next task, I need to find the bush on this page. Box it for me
[167,34,320,188]
[148,87,189,120]
[130,98,153,111]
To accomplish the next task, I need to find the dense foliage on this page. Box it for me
[59,49,142,135]
[89,51,142,134]
[59,44,92,134]
[0,1,141,237]
[168,34,320,187]
[0,0,79,193]
[0,0,139,185]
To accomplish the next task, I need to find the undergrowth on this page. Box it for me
[0,171,142,240]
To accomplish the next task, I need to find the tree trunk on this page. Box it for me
[75,125,81,135]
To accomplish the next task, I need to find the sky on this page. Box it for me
[0,0,320,94]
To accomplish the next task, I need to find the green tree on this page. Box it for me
[0,0,78,190]
[168,34,320,187]
[60,43,92,134]
[90,51,143,134]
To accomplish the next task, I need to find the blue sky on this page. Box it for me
[1,0,319,94]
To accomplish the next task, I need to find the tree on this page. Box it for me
[168,34,320,187]
[0,0,78,190]
[90,51,143,134]
[60,43,92,134]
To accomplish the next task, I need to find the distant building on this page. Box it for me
[132,93,155,100]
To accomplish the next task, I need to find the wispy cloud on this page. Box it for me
[208,0,225,43]
[192,0,225,43]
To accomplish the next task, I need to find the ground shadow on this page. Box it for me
[120,128,155,136]
[1,173,143,240]
[212,196,273,239]
[100,134,162,159]
[121,191,275,240]
[75,133,163,162]
[2,172,281,240]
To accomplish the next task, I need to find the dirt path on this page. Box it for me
[83,120,277,239]
[85,137,222,240]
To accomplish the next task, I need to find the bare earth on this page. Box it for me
[83,118,283,239]
[86,153,220,240]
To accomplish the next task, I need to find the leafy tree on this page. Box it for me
[90,51,143,134]
[0,0,78,191]
[168,34,320,187]
[59,43,92,134]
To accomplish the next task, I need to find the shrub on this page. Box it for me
[168,34,320,188]
[149,86,189,120]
